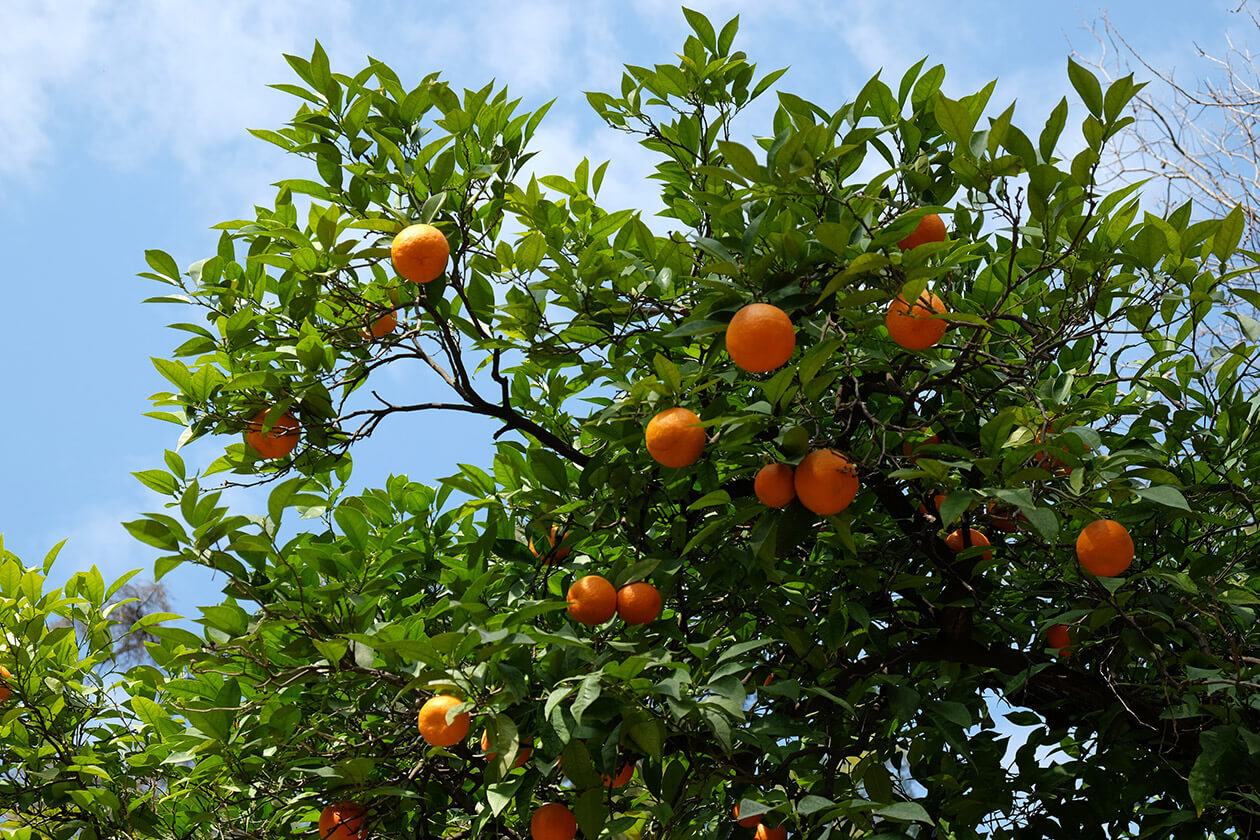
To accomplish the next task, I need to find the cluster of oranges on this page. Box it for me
[243,223,450,462]
[567,575,663,627]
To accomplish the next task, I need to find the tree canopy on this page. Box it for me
[5,8,1260,839]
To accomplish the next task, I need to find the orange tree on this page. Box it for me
[6,8,1260,839]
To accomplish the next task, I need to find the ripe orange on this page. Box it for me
[886,290,947,350]
[725,303,796,373]
[987,503,1021,533]
[756,825,788,840]
[645,407,706,468]
[602,762,635,787]
[244,408,300,459]
[0,665,11,703]
[754,463,796,508]
[945,528,993,562]
[917,493,947,517]
[319,802,367,840]
[366,310,398,339]
[1047,624,1072,657]
[617,582,662,625]
[793,449,859,515]
[529,524,570,563]
[1076,519,1134,577]
[391,223,450,284]
[531,803,578,840]
[417,695,470,747]
[481,731,532,767]
[567,575,617,625]
[897,213,947,250]
[734,804,763,828]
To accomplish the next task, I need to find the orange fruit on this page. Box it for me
[0,665,11,703]
[945,528,993,562]
[481,731,532,767]
[602,762,635,787]
[417,694,470,747]
[391,223,450,284]
[754,463,796,508]
[531,803,578,840]
[987,503,1021,533]
[1047,624,1072,657]
[1076,519,1134,577]
[756,825,788,840]
[725,303,796,373]
[365,310,398,339]
[793,449,859,515]
[319,802,367,840]
[886,290,947,350]
[529,524,570,563]
[917,493,947,517]
[645,407,706,468]
[897,212,947,250]
[567,575,617,625]
[734,804,763,828]
[617,582,662,625]
[244,408,300,459]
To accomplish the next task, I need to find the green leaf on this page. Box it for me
[874,801,932,823]
[1066,58,1103,117]
[934,92,976,151]
[1215,205,1245,262]
[1136,485,1191,511]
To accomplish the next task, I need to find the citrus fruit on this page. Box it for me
[0,665,11,703]
[1076,519,1134,577]
[366,310,398,339]
[531,803,578,840]
[244,408,300,459]
[987,503,1021,533]
[725,303,796,373]
[567,575,617,625]
[391,223,450,284]
[529,524,570,563]
[319,802,367,840]
[898,212,947,250]
[417,694,470,746]
[602,762,635,787]
[945,528,993,562]
[886,290,948,350]
[481,731,532,767]
[617,582,662,625]
[756,824,788,840]
[793,449,859,515]
[645,407,706,468]
[917,493,947,517]
[754,463,796,508]
[735,804,763,828]
[1047,624,1072,657]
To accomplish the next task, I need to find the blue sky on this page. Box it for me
[0,0,1252,617]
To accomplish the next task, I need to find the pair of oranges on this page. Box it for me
[566,576,662,626]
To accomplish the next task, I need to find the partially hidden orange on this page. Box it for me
[319,802,367,840]
[0,665,11,703]
[602,762,635,787]
[793,449,859,515]
[726,303,796,373]
[567,575,617,625]
[945,528,993,562]
[897,212,947,251]
[1047,624,1072,657]
[886,290,947,351]
[646,407,705,468]
[1076,519,1134,577]
[417,694,470,747]
[481,731,532,767]
[756,825,789,840]
[735,804,763,828]
[244,408,300,460]
[754,463,796,508]
[391,223,450,284]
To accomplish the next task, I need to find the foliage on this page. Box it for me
[6,8,1260,838]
